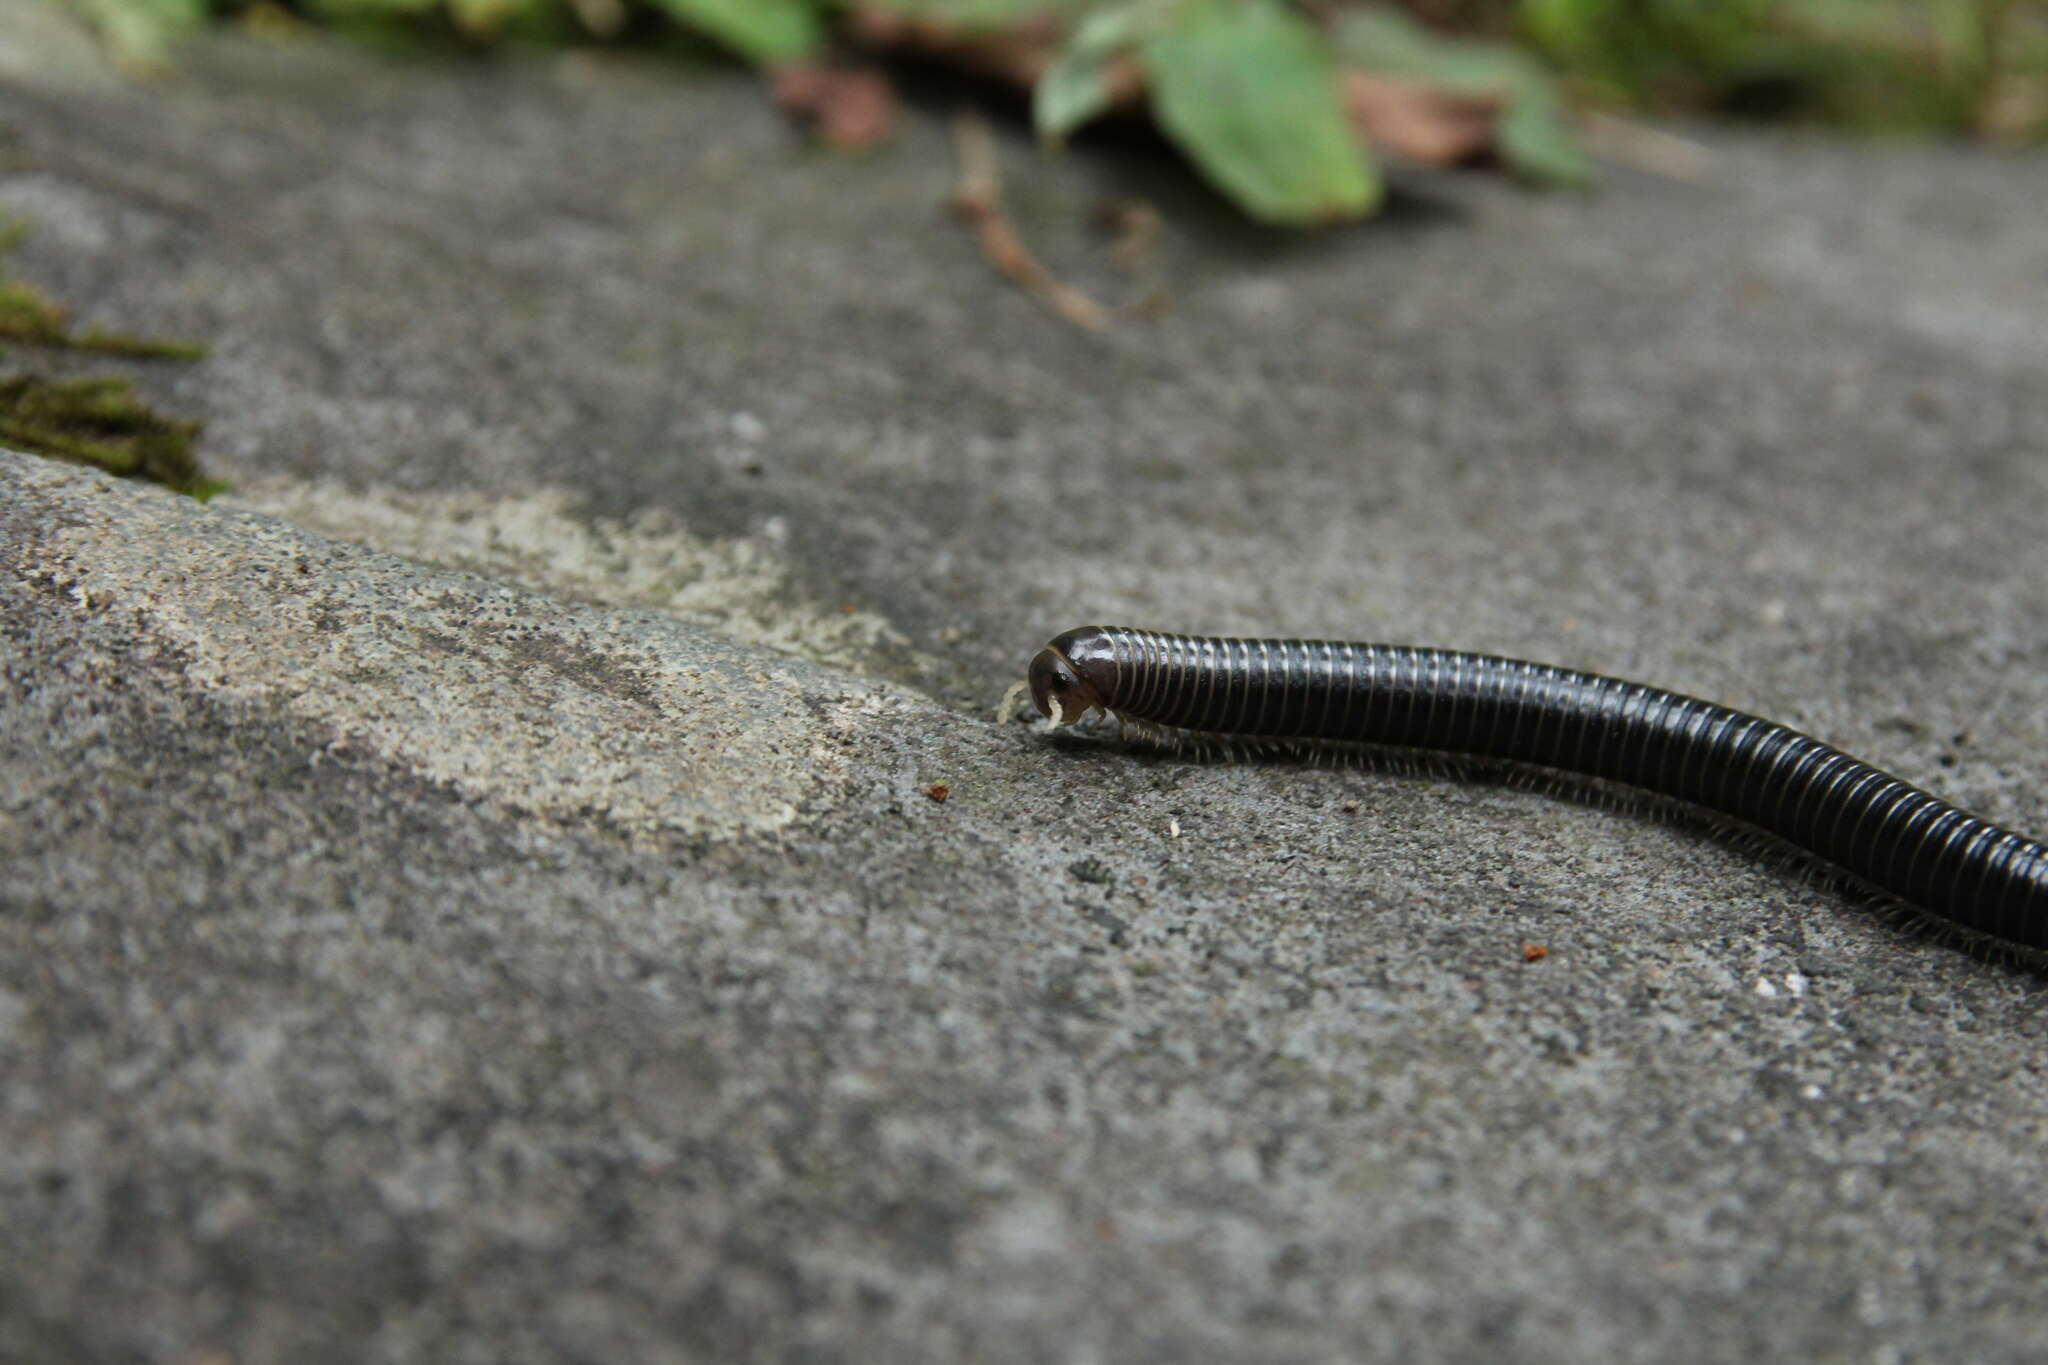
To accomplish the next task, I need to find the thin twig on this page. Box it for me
[948,111,1111,333]
[1574,111,1718,185]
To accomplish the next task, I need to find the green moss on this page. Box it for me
[0,273,209,359]
[1518,0,2046,136]
[0,279,69,344]
[0,374,222,499]
[0,222,222,497]
[62,328,210,360]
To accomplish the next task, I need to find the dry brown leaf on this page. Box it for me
[1341,71,1503,166]
[771,63,898,152]
[564,0,626,39]
[847,6,1141,110]
[1574,110,1716,184]
[846,5,1063,86]
[1979,77,2048,142]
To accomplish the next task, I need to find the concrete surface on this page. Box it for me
[4,7,2048,1362]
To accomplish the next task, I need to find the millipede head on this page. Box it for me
[1028,626,1120,725]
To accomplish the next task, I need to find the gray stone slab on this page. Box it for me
[4,10,2048,1364]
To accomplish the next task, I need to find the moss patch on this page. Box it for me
[0,224,220,498]
[0,273,208,359]
[0,374,221,499]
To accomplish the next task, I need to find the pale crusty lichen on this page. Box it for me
[10,456,925,841]
[225,479,907,675]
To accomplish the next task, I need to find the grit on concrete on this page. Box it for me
[4,7,2048,1362]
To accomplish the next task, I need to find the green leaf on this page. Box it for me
[1140,0,1378,226]
[648,0,821,64]
[1333,4,1593,188]
[1333,5,1527,93]
[1496,86,1594,187]
[856,0,1083,26]
[304,0,441,18]
[62,0,208,67]
[1034,3,1155,144]
[1035,50,1116,145]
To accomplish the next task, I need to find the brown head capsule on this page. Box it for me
[1027,626,1121,725]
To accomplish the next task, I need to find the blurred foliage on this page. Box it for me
[1332,6,1593,183]
[1517,0,2046,135]
[54,0,2048,227]
[1140,1,1380,222]
[653,0,821,62]
[64,0,206,65]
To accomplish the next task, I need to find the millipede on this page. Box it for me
[1027,625,2048,957]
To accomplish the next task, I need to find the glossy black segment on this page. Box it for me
[1039,626,2048,953]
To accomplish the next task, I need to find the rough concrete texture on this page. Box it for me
[4,7,2048,1362]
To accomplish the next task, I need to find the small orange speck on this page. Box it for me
[925,783,950,803]
[841,604,857,615]
[1522,943,1548,963]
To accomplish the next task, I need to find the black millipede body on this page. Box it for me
[1027,625,2048,955]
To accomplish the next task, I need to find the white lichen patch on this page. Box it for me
[8,457,914,841]
[224,478,905,673]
